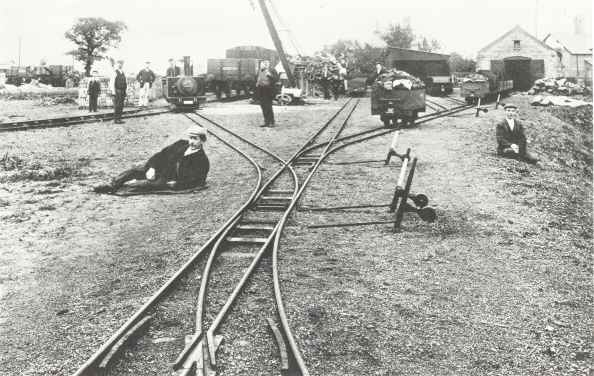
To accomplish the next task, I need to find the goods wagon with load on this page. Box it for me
[206,58,260,99]
[385,47,453,96]
[460,70,513,104]
[371,69,426,127]
[162,56,206,110]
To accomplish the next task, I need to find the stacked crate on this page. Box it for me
[77,76,145,109]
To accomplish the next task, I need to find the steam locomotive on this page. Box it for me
[162,56,206,110]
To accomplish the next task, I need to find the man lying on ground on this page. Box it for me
[496,104,539,164]
[94,125,210,194]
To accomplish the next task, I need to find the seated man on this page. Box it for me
[496,104,539,164]
[94,125,209,193]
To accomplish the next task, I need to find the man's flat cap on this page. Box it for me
[503,103,518,109]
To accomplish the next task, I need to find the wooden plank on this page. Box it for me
[265,189,293,194]
[97,315,152,371]
[266,318,289,370]
[235,224,275,231]
[226,237,268,244]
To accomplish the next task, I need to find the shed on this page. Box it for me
[476,25,561,90]
[385,47,450,78]
[543,32,592,80]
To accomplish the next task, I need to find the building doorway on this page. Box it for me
[504,56,532,90]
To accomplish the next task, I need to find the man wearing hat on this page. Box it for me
[136,61,156,107]
[93,125,210,193]
[166,58,181,77]
[496,104,539,164]
[110,60,127,124]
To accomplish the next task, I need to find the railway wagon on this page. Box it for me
[225,45,278,66]
[460,71,513,104]
[385,47,453,96]
[371,81,426,127]
[206,58,261,99]
[346,76,368,97]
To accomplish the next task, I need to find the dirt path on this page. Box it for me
[0,96,591,375]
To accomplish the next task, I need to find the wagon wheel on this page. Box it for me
[277,93,292,106]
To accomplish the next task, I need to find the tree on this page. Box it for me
[375,23,414,48]
[417,37,441,53]
[65,18,127,76]
[321,39,386,76]
[448,52,476,73]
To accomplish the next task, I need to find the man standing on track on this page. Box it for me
[255,60,278,127]
[110,60,127,124]
[496,104,539,164]
[136,61,155,108]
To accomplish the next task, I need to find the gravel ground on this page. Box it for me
[1,95,591,375]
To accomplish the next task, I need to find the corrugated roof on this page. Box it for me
[385,46,450,60]
[543,33,592,55]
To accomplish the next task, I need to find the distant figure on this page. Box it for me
[166,58,181,77]
[136,61,155,107]
[496,104,539,164]
[370,62,387,83]
[320,63,332,100]
[110,60,127,124]
[94,125,210,194]
[87,70,101,113]
[255,60,278,127]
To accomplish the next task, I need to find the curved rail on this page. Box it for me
[72,113,264,376]
[271,99,360,376]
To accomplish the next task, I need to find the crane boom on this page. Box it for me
[257,0,296,87]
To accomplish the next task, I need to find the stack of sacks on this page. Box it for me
[77,76,142,109]
[376,69,425,90]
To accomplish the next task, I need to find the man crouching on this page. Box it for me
[94,125,210,194]
[496,104,539,164]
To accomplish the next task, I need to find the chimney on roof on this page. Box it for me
[574,15,584,35]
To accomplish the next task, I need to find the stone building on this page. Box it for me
[543,33,592,84]
[476,25,561,90]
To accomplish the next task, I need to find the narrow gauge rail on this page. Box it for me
[72,99,357,376]
[302,99,475,156]
[0,95,251,133]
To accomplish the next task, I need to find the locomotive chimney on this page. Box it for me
[183,56,192,76]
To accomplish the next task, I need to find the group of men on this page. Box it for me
[86,60,156,123]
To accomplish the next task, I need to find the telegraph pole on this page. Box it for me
[18,36,22,68]
[257,0,296,87]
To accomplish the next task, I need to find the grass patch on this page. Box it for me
[0,154,91,182]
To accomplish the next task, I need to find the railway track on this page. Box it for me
[72,98,359,376]
[0,94,251,133]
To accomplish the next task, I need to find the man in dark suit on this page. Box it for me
[255,60,278,127]
[93,125,210,194]
[110,60,127,124]
[496,104,539,164]
[87,70,101,112]
[166,58,181,77]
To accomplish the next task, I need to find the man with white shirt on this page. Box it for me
[110,60,127,124]
[496,104,539,164]
[93,125,210,193]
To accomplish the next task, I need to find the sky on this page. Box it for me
[0,0,592,75]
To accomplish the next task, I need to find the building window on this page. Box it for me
[513,40,521,50]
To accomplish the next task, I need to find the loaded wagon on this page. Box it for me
[385,47,453,96]
[206,58,261,98]
[371,81,426,127]
[460,70,513,104]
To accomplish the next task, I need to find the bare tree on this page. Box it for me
[65,18,127,76]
